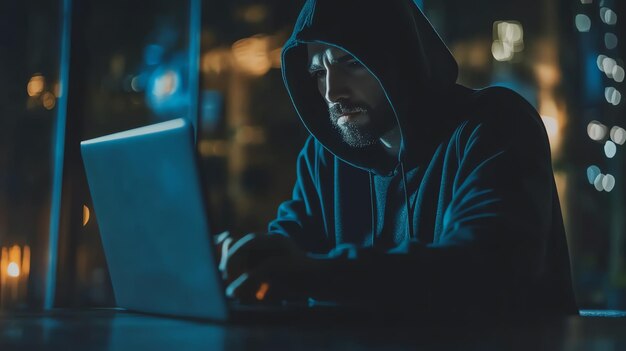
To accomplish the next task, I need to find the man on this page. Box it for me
[219,0,578,318]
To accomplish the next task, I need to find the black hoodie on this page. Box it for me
[268,0,578,318]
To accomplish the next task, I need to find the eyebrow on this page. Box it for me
[307,54,355,73]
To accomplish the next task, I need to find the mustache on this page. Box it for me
[328,103,368,120]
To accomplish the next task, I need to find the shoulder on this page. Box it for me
[450,86,551,161]
[454,86,548,146]
[467,86,540,125]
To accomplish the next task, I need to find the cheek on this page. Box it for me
[357,78,386,109]
[316,81,327,100]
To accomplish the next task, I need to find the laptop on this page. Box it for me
[81,118,338,323]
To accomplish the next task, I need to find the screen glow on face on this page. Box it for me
[307,43,394,148]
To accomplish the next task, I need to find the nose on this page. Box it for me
[324,68,350,104]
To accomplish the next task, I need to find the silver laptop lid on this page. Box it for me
[81,118,228,321]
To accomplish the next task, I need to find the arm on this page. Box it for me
[267,135,332,253]
[227,95,572,316]
[308,105,560,316]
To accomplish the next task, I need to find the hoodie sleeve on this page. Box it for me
[268,136,332,253]
[310,98,566,316]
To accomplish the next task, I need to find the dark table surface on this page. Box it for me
[1,309,625,351]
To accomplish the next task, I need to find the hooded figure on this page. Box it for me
[233,0,578,318]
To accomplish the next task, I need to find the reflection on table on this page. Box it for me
[1,309,626,350]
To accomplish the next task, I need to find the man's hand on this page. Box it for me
[218,233,326,302]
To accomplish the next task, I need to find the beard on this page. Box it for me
[329,101,395,148]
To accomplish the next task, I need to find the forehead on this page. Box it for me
[306,43,352,66]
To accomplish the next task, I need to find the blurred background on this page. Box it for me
[0,0,624,310]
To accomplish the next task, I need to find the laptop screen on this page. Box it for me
[81,118,229,321]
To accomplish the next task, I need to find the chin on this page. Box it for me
[340,132,378,148]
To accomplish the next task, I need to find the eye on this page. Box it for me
[346,60,363,69]
[310,69,326,80]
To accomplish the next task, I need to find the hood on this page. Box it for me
[281,0,463,175]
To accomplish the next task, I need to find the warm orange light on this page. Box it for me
[7,246,21,278]
[539,92,559,118]
[534,63,561,89]
[270,48,282,69]
[22,246,30,277]
[235,126,266,145]
[198,140,230,157]
[256,282,270,301]
[43,92,56,110]
[83,205,91,226]
[201,48,232,75]
[8,246,20,267]
[232,35,272,76]
[241,4,268,24]
[467,42,489,69]
[538,90,565,155]
[27,75,45,97]
[1,247,8,282]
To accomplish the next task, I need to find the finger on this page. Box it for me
[226,272,271,303]
[214,231,231,246]
[218,237,233,279]
[225,258,282,302]
[214,231,232,263]
[223,233,259,281]
[226,273,252,300]
[227,233,257,256]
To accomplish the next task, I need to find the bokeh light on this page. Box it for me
[7,262,20,277]
[130,76,142,92]
[587,120,607,141]
[42,92,56,110]
[594,173,605,191]
[492,40,513,61]
[201,48,232,75]
[198,140,229,158]
[500,22,523,44]
[600,8,618,25]
[575,14,591,32]
[240,4,268,24]
[597,54,608,71]
[541,115,559,140]
[587,165,601,184]
[610,126,626,145]
[491,21,523,62]
[602,174,616,192]
[604,33,618,50]
[145,56,189,118]
[232,35,272,76]
[151,70,180,99]
[27,74,45,97]
[534,62,561,88]
[604,140,617,158]
[270,47,282,69]
[83,205,90,226]
[604,87,621,105]
[602,57,616,78]
[612,65,624,83]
